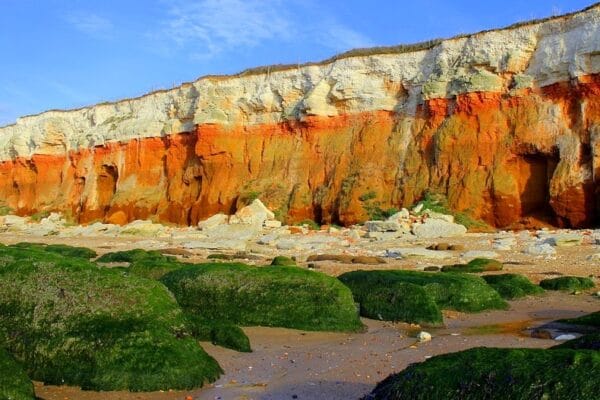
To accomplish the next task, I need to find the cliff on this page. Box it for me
[1,4,600,228]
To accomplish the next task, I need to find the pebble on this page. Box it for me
[416,331,432,342]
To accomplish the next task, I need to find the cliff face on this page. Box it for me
[1,5,600,228]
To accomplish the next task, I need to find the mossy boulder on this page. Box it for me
[0,348,35,400]
[13,242,97,259]
[539,276,595,291]
[483,274,544,299]
[270,255,296,266]
[0,244,222,391]
[338,273,442,325]
[338,270,507,314]
[441,258,503,273]
[365,347,600,400]
[161,263,363,332]
[97,249,185,280]
[185,315,251,353]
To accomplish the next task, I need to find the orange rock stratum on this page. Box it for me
[1,5,600,228]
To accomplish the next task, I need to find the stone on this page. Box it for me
[492,237,516,250]
[364,220,403,232]
[423,266,440,272]
[386,208,410,221]
[386,247,453,260]
[423,210,454,223]
[531,329,553,340]
[120,220,167,237]
[417,331,432,342]
[413,219,467,238]
[525,243,557,256]
[554,334,578,341]
[586,253,600,261]
[106,211,128,225]
[233,199,275,226]
[412,203,424,214]
[264,220,282,228]
[544,234,583,247]
[198,213,229,230]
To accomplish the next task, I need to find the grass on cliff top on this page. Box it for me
[413,192,491,230]
[0,348,35,400]
[338,270,508,314]
[338,272,443,326]
[441,258,503,273]
[0,243,222,391]
[539,276,595,292]
[161,263,363,332]
[482,274,544,299]
[364,347,600,400]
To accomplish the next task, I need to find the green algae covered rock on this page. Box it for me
[483,274,544,299]
[365,347,600,400]
[0,244,221,392]
[539,276,595,292]
[441,258,503,273]
[338,270,507,314]
[0,348,35,400]
[161,263,363,332]
[338,272,442,325]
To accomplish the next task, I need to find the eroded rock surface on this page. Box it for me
[1,6,600,228]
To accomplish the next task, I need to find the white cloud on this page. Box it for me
[155,0,373,59]
[159,0,292,58]
[318,23,374,52]
[66,13,113,38]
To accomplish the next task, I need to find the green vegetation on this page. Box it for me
[29,210,51,222]
[339,272,442,325]
[13,242,97,259]
[97,249,184,279]
[482,274,544,299]
[161,263,363,332]
[0,348,35,400]
[358,191,398,221]
[365,347,600,400]
[441,258,503,273]
[0,244,222,391]
[338,270,508,314]
[0,205,12,216]
[295,219,321,230]
[413,192,489,230]
[539,276,595,292]
[185,315,251,353]
[270,255,297,266]
[558,311,600,327]
[207,253,234,260]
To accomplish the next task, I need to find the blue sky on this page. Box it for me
[0,0,596,126]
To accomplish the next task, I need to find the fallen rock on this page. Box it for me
[413,219,467,238]
[417,331,432,342]
[197,213,229,230]
[525,242,557,256]
[544,233,583,247]
[492,237,516,250]
[555,334,578,341]
[364,220,403,232]
[232,199,275,226]
[386,247,453,260]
